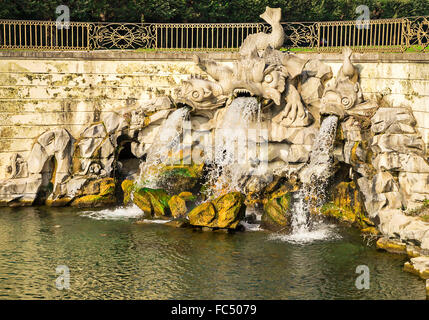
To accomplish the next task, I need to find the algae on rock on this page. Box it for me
[71,177,117,208]
[188,192,245,229]
[133,187,171,219]
[261,193,292,232]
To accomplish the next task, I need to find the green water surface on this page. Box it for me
[0,206,426,299]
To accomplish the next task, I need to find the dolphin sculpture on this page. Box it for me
[239,7,285,57]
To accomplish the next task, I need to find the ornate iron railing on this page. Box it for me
[0,16,427,52]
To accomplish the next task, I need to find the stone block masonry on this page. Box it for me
[0,50,428,179]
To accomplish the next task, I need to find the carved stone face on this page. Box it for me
[231,61,286,105]
[320,79,363,119]
[174,78,228,111]
[259,65,286,105]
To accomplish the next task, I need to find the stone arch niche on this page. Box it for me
[116,137,141,180]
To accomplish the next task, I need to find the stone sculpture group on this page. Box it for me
[1,7,429,255]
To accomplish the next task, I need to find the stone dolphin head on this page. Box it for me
[230,48,287,105]
[320,79,363,119]
[174,76,228,111]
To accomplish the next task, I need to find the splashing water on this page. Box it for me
[81,204,170,224]
[81,204,144,220]
[204,97,262,198]
[138,107,191,188]
[269,222,341,244]
[288,115,339,239]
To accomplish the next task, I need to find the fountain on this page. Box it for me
[204,97,262,198]
[0,7,428,256]
[292,115,339,233]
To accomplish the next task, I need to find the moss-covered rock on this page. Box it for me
[404,256,429,280]
[46,197,73,207]
[133,189,152,218]
[164,218,190,228]
[121,179,134,205]
[133,187,171,219]
[261,193,292,232]
[376,237,407,254]
[178,191,196,202]
[319,181,373,229]
[188,192,245,229]
[319,203,357,224]
[188,202,216,226]
[71,177,116,208]
[157,164,204,194]
[212,192,246,229]
[333,181,363,215]
[168,195,187,218]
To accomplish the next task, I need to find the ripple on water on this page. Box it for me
[0,207,426,299]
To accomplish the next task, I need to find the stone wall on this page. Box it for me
[0,50,428,179]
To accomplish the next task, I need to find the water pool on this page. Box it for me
[0,206,425,299]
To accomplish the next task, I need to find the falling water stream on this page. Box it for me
[205,97,262,198]
[138,107,191,188]
[276,115,339,243]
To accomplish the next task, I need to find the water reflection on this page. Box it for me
[0,207,426,299]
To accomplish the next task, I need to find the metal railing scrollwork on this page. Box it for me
[88,23,156,50]
[0,16,427,52]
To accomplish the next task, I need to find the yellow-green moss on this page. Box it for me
[320,202,356,224]
[261,193,291,232]
[121,179,135,205]
[188,192,245,229]
[361,227,380,235]
[46,197,73,207]
[350,141,360,163]
[319,181,372,229]
[71,193,116,208]
[376,237,407,254]
[168,195,188,218]
[178,191,196,201]
[71,177,116,208]
[99,178,115,196]
[133,187,171,219]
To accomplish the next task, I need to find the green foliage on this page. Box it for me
[0,0,427,22]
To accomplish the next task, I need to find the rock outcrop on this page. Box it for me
[261,193,292,232]
[133,187,171,219]
[70,177,116,208]
[168,195,188,218]
[404,256,429,279]
[188,192,245,229]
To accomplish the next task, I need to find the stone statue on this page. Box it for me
[239,7,285,57]
[320,48,368,119]
[190,46,319,127]
[6,153,28,179]
[1,6,428,255]
[175,75,228,111]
